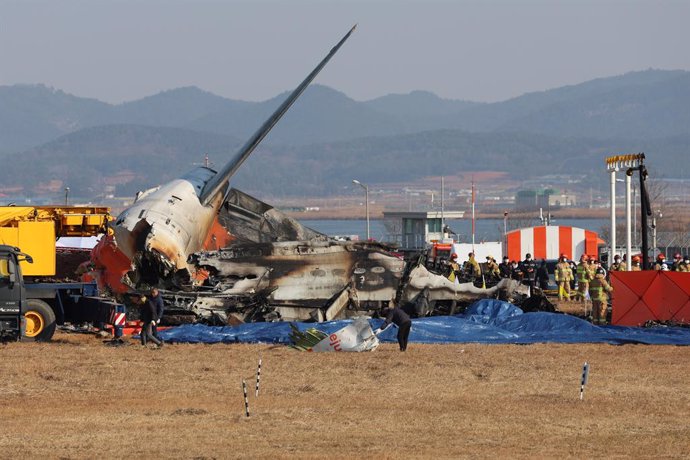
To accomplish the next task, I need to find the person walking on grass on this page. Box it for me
[148,287,165,339]
[139,295,163,347]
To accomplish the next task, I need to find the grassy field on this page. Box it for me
[1,331,690,459]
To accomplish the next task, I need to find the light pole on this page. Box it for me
[64,187,70,205]
[652,210,662,256]
[352,179,370,241]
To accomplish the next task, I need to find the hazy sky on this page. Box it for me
[2,0,689,104]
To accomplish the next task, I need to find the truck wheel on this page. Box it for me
[23,299,57,342]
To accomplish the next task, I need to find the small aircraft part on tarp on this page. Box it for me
[289,317,379,352]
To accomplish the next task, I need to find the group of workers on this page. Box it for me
[444,250,690,326]
[446,251,549,289]
[553,254,613,324]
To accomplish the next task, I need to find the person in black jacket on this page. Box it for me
[139,295,163,347]
[520,253,537,288]
[149,287,165,338]
[375,306,412,351]
[536,259,550,290]
[498,256,513,279]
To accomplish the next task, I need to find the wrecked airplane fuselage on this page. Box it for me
[86,24,538,323]
[159,239,531,324]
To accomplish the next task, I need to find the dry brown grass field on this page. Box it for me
[2,330,690,459]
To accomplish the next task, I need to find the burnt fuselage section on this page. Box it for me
[192,240,406,308]
[165,238,532,324]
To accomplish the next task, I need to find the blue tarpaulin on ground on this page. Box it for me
[158,299,690,346]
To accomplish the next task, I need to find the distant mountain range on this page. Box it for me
[1,69,689,197]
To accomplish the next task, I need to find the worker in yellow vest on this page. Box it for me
[653,253,667,271]
[446,253,461,283]
[609,254,626,272]
[589,267,613,325]
[484,255,500,280]
[464,252,481,281]
[630,255,642,271]
[575,254,592,303]
[554,254,573,301]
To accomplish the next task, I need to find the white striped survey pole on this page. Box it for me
[580,362,590,400]
[255,354,262,397]
[242,379,250,417]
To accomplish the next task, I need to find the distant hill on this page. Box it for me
[439,69,690,138]
[2,69,690,198]
[186,85,409,145]
[364,90,481,117]
[111,86,250,127]
[2,69,690,155]
[0,84,111,153]
[1,123,682,198]
[497,72,690,138]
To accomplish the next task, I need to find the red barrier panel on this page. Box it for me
[611,271,690,326]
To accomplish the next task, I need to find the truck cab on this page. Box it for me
[0,245,32,341]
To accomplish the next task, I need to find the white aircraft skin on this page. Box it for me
[112,168,224,277]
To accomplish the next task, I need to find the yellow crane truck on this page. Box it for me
[0,206,124,341]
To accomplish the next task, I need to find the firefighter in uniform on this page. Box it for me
[554,254,573,301]
[484,255,500,280]
[446,253,461,282]
[630,255,642,271]
[589,267,613,325]
[671,253,683,271]
[464,252,481,281]
[654,254,666,271]
[609,255,626,272]
[679,256,690,272]
[575,254,592,302]
[588,256,599,278]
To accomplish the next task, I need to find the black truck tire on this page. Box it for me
[22,299,57,342]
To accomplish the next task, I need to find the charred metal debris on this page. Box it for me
[142,190,542,325]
